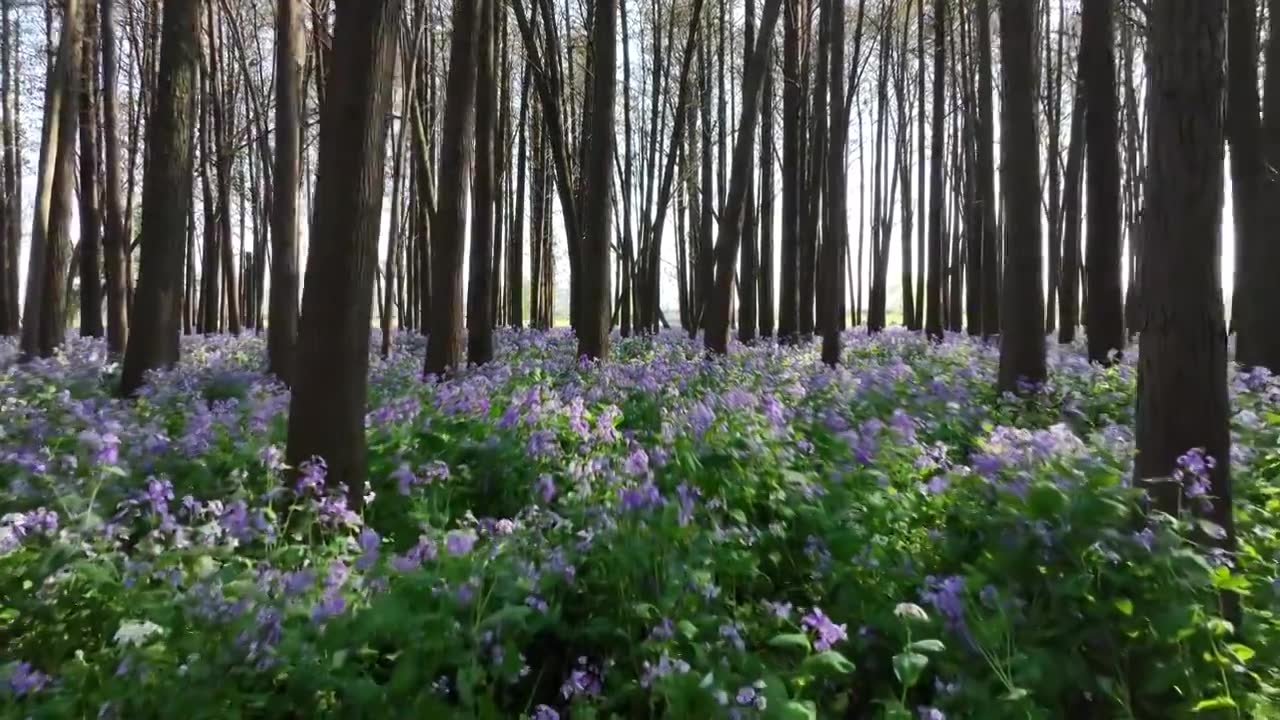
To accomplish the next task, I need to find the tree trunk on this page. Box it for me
[996,0,1044,393]
[268,0,303,381]
[738,0,759,344]
[1083,0,1124,362]
[704,0,783,355]
[925,0,946,340]
[467,0,497,366]
[286,0,400,504]
[1059,42,1086,344]
[777,0,800,341]
[577,0,617,361]
[820,0,845,365]
[975,0,998,339]
[120,0,201,396]
[78,1,103,338]
[509,63,530,329]
[759,27,776,339]
[1236,0,1280,371]
[1136,0,1236,625]
[99,0,128,353]
[425,0,484,376]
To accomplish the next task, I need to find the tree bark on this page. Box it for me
[78,0,103,338]
[975,0,999,339]
[820,0,845,365]
[99,0,128,353]
[577,0,617,361]
[1059,41,1086,344]
[120,0,201,395]
[425,0,484,376]
[286,0,401,504]
[996,0,1045,393]
[467,0,497,365]
[1083,0,1124,362]
[925,0,946,340]
[777,0,800,342]
[1136,0,1236,625]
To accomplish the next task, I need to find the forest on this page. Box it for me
[1,0,1279,717]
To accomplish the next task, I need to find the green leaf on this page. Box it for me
[1191,696,1238,712]
[1227,643,1256,663]
[774,700,818,720]
[803,650,856,676]
[908,639,946,654]
[767,633,812,652]
[892,652,929,690]
[478,605,533,630]
[1114,598,1134,616]
[1027,483,1068,518]
[678,620,699,639]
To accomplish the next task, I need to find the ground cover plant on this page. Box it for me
[2,329,1279,719]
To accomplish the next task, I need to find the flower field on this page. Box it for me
[2,330,1279,719]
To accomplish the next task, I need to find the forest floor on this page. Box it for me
[1,329,1278,719]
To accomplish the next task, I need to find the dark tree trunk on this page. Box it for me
[704,0,782,355]
[509,63,530,329]
[1236,0,1280,372]
[996,0,1045,393]
[426,0,484,375]
[120,0,200,395]
[269,0,303,382]
[925,0,946,340]
[78,1,102,338]
[1136,0,1236,625]
[467,0,496,365]
[1083,0,1124,362]
[100,0,128,353]
[777,0,800,342]
[577,0,616,360]
[1059,42,1086,344]
[759,31,775,338]
[975,0,998,339]
[286,0,400,504]
[820,0,845,365]
[738,0,759,344]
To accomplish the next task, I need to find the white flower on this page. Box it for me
[114,620,165,648]
[894,602,930,623]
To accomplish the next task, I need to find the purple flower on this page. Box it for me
[282,569,316,598]
[527,430,560,460]
[720,622,746,652]
[800,607,848,651]
[1132,527,1156,552]
[355,528,381,571]
[530,705,560,720]
[7,662,50,697]
[639,653,691,688]
[618,483,663,513]
[763,600,794,621]
[675,483,699,527]
[918,707,946,720]
[536,474,557,503]
[310,591,346,624]
[624,447,650,477]
[446,530,478,557]
[560,658,603,699]
[392,463,418,495]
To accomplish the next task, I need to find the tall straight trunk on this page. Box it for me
[530,100,547,329]
[915,0,926,329]
[696,25,714,334]
[120,0,200,395]
[777,0,800,341]
[99,0,128,352]
[924,0,945,340]
[577,0,617,360]
[1044,0,1061,334]
[1059,42,1085,344]
[1236,0,1280,371]
[704,0,783,355]
[867,7,893,333]
[738,0,759,343]
[975,0,998,339]
[208,2,239,335]
[0,0,9,336]
[198,60,220,334]
[800,0,829,338]
[1,0,19,336]
[1136,0,1236,624]
[759,33,775,338]
[996,0,1044,393]
[820,0,844,365]
[287,0,399,503]
[1082,0,1123,362]
[383,73,411,358]
[268,0,303,381]
[22,0,83,358]
[467,0,497,366]
[509,63,530,329]
[896,22,916,332]
[425,0,484,376]
[78,1,103,338]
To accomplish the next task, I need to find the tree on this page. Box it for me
[1136,0,1236,623]
[1234,0,1280,372]
[99,0,129,353]
[78,1,102,338]
[820,0,845,365]
[285,0,401,502]
[975,0,998,338]
[703,0,783,355]
[777,0,800,342]
[925,0,945,340]
[996,0,1045,393]
[120,0,201,396]
[577,0,617,361]
[1082,0,1123,362]
[268,0,303,383]
[425,0,484,377]
[467,0,497,365]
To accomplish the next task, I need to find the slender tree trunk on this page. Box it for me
[577,0,617,360]
[78,1,103,338]
[738,0,759,344]
[1059,42,1085,344]
[704,0,783,355]
[777,0,800,341]
[996,0,1044,392]
[509,63,530,329]
[759,30,776,338]
[975,0,998,339]
[1136,0,1236,625]
[1083,0,1123,362]
[425,0,484,376]
[99,0,128,352]
[286,0,400,504]
[820,0,845,364]
[924,0,946,339]
[120,0,201,395]
[467,0,497,365]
